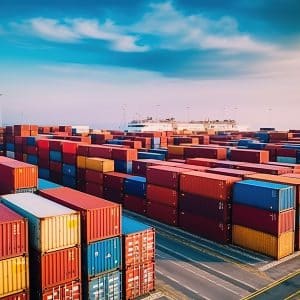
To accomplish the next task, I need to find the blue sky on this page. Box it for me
[0,0,299,129]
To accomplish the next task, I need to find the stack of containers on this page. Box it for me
[37,139,51,180]
[5,126,15,159]
[146,166,193,226]
[1,193,82,299]
[244,173,300,251]
[232,180,295,259]
[39,187,123,299]
[179,172,241,243]
[49,139,64,184]
[0,203,29,299]
[230,149,269,163]
[103,172,133,205]
[111,147,138,174]
[0,127,4,156]
[0,157,38,194]
[124,176,147,215]
[122,216,155,299]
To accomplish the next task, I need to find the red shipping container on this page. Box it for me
[178,211,230,244]
[124,262,155,300]
[230,149,269,163]
[184,146,227,160]
[214,160,245,168]
[1,291,29,300]
[207,168,256,178]
[39,150,49,160]
[268,162,300,174]
[89,145,112,159]
[0,204,28,260]
[236,163,292,175]
[37,281,81,300]
[49,140,63,151]
[179,193,230,223]
[147,202,178,226]
[172,163,208,172]
[132,159,165,177]
[103,188,124,204]
[0,161,38,194]
[30,246,81,290]
[147,184,178,208]
[277,148,297,158]
[147,166,191,190]
[85,182,103,197]
[37,139,50,150]
[63,153,77,165]
[124,195,147,215]
[180,171,241,201]
[186,158,219,168]
[27,146,38,155]
[85,169,103,184]
[62,141,78,154]
[77,145,89,156]
[103,172,133,191]
[123,227,155,268]
[15,152,23,161]
[50,171,62,184]
[38,159,50,169]
[232,204,295,237]
[39,187,121,243]
[77,168,86,181]
[123,140,142,149]
[50,161,62,173]
[112,148,138,161]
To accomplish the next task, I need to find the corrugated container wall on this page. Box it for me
[0,193,80,253]
[1,291,30,300]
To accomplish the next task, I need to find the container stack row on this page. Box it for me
[0,204,29,299]
[1,193,81,299]
[0,127,4,156]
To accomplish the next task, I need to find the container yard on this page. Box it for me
[0,124,300,300]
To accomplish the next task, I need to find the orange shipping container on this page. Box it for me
[180,171,241,201]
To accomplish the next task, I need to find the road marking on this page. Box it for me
[156,269,207,298]
[158,243,258,292]
[258,251,300,271]
[285,290,300,300]
[242,270,300,300]
[157,250,242,296]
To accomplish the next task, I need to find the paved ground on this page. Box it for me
[123,210,300,300]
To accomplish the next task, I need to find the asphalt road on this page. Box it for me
[123,210,300,300]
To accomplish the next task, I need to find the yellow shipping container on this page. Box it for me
[85,157,114,172]
[168,145,185,155]
[0,256,29,297]
[232,225,294,260]
[77,155,86,169]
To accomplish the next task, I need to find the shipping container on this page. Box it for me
[83,237,121,278]
[124,176,147,198]
[132,159,165,176]
[233,180,295,212]
[186,158,219,168]
[86,270,122,300]
[124,262,155,300]
[147,202,178,226]
[232,225,294,259]
[236,163,291,175]
[34,280,81,300]
[0,256,29,298]
[103,172,133,191]
[0,160,37,194]
[85,182,103,197]
[111,148,137,161]
[38,178,62,191]
[180,171,240,201]
[147,185,178,208]
[85,157,114,173]
[184,146,227,160]
[179,212,230,244]
[30,246,81,291]
[39,187,121,243]
[1,193,80,253]
[124,195,147,215]
[0,204,28,260]
[1,290,29,300]
[179,193,230,222]
[147,166,191,189]
[230,149,269,163]
[232,204,295,236]
[122,216,155,267]
[207,168,256,178]
[85,169,104,185]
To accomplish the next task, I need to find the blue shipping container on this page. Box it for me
[122,215,152,235]
[254,132,270,143]
[87,270,122,300]
[138,152,165,161]
[26,136,36,146]
[38,178,61,190]
[114,160,132,174]
[6,143,15,152]
[62,175,77,188]
[276,156,297,164]
[248,143,266,150]
[233,180,295,212]
[83,237,121,278]
[124,176,147,197]
[38,168,50,180]
[62,163,76,177]
[26,154,38,165]
[237,139,253,147]
[50,150,62,162]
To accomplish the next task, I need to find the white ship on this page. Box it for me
[126,117,248,133]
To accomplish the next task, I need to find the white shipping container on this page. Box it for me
[0,193,80,253]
